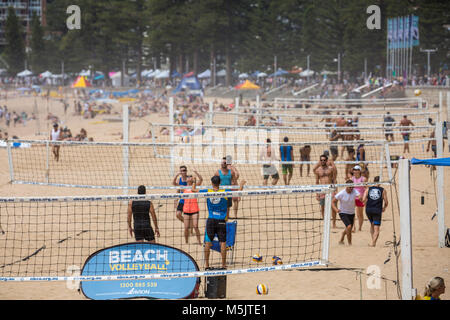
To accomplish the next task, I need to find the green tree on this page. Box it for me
[4,7,26,75]
[30,13,47,74]
[413,0,450,75]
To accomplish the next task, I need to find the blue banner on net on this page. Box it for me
[80,243,200,300]
[411,157,450,167]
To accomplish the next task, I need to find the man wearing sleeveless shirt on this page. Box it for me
[280,137,294,184]
[260,138,279,186]
[127,185,160,242]
[192,176,246,269]
[50,123,61,162]
[362,176,388,247]
[214,157,237,217]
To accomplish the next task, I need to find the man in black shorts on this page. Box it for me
[329,129,340,161]
[192,176,246,269]
[362,176,388,247]
[332,180,363,245]
[127,185,160,242]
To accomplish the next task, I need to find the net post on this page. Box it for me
[169,97,175,177]
[384,142,393,181]
[439,91,443,122]
[45,140,50,183]
[6,139,14,183]
[378,142,386,180]
[234,97,239,127]
[208,101,213,126]
[447,91,450,124]
[321,190,332,264]
[256,94,260,127]
[122,104,129,195]
[435,120,446,248]
[399,158,414,300]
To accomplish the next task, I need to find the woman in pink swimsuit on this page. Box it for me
[351,165,367,232]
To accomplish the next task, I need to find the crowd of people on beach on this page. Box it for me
[0,105,35,129]
[0,104,36,141]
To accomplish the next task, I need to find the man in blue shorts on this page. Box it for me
[192,176,246,269]
[362,176,388,247]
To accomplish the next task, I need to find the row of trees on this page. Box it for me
[1,0,449,85]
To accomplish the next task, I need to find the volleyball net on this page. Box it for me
[0,186,333,282]
[5,134,435,189]
[271,97,424,108]
[208,110,437,128]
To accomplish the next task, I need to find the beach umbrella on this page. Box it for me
[39,71,53,78]
[289,66,303,74]
[217,69,227,77]
[198,69,211,79]
[155,70,170,79]
[141,69,153,78]
[171,70,182,78]
[72,76,92,88]
[238,73,249,79]
[79,70,91,77]
[235,80,260,90]
[17,70,33,77]
[299,69,315,77]
[269,69,289,77]
[320,70,337,75]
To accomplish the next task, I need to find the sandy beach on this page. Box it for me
[0,90,448,300]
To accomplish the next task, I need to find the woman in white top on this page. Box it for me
[259,138,279,186]
[50,123,61,162]
[332,180,363,246]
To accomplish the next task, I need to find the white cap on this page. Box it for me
[353,165,361,170]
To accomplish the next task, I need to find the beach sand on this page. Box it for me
[0,92,448,300]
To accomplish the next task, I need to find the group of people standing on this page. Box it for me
[128,159,245,270]
[314,149,388,247]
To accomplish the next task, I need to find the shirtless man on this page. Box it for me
[314,154,337,227]
[345,147,356,179]
[229,162,241,219]
[335,116,347,158]
[329,129,340,161]
[313,151,337,183]
[342,120,355,158]
[399,115,414,154]
[427,130,437,158]
[299,145,311,177]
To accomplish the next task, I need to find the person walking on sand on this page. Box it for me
[332,180,362,246]
[362,176,388,247]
